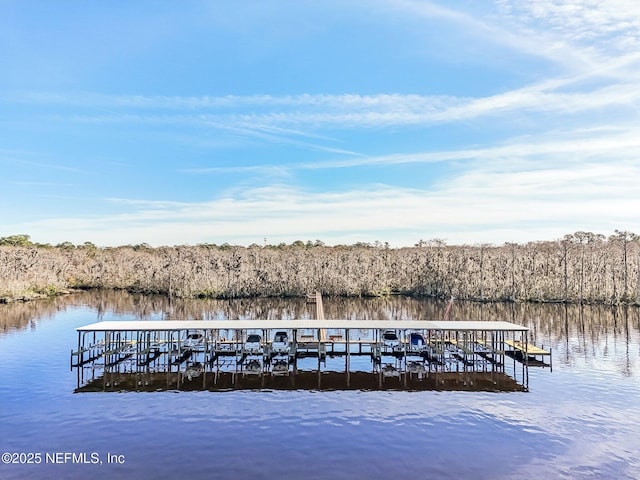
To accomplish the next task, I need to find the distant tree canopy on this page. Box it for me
[0,234,33,247]
[1,231,640,305]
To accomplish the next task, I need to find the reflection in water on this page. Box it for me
[77,370,525,393]
[0,297,61,333]
[2,289,639,376]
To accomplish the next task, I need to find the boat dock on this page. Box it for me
[504,339,553,370]
[71,317,536,392]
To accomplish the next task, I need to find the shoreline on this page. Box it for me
[2,286,638,307]
[0,288,78,304]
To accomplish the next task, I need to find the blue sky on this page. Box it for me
[1,1,639,247]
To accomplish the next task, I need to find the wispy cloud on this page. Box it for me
[496,0,640,52]
[11,181,76,187]
[384,0,605,70]
[6,2,639,143]
[213,125,640,172]
[18,81,636,136]
[177,165,292,176]
[10,152,640,247]
[0,151,83,173]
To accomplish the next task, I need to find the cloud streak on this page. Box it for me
[11,80,639,125]
[10,153,640,247]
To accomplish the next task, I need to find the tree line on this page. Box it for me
[1,231,639,305]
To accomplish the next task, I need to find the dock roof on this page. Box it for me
[76,319,527,332]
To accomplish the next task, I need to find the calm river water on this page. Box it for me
[1,291,639,479]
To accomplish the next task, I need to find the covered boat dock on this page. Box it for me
[71,318,534,392]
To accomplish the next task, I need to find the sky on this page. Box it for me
[1,0,639,247]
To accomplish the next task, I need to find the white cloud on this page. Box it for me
[17,79,635,139]
[496,0,640,52]
[10,152,640,247]
[0,150,84,173]
[384,0,604,70]
[280,126,640,171]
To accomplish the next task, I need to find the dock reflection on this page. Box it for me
[75,370,526,393]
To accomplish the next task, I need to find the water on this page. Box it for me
[1,291,639,479]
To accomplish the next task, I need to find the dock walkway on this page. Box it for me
[504,339,550,356]
[504,339,552,370]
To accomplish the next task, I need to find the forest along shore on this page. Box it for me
[1,231,639,305]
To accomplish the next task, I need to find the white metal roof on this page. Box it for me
[427,321,526,331]
[76,319,527,332]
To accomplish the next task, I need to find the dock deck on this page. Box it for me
[504,339,552,370]
[504,339,551,356]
